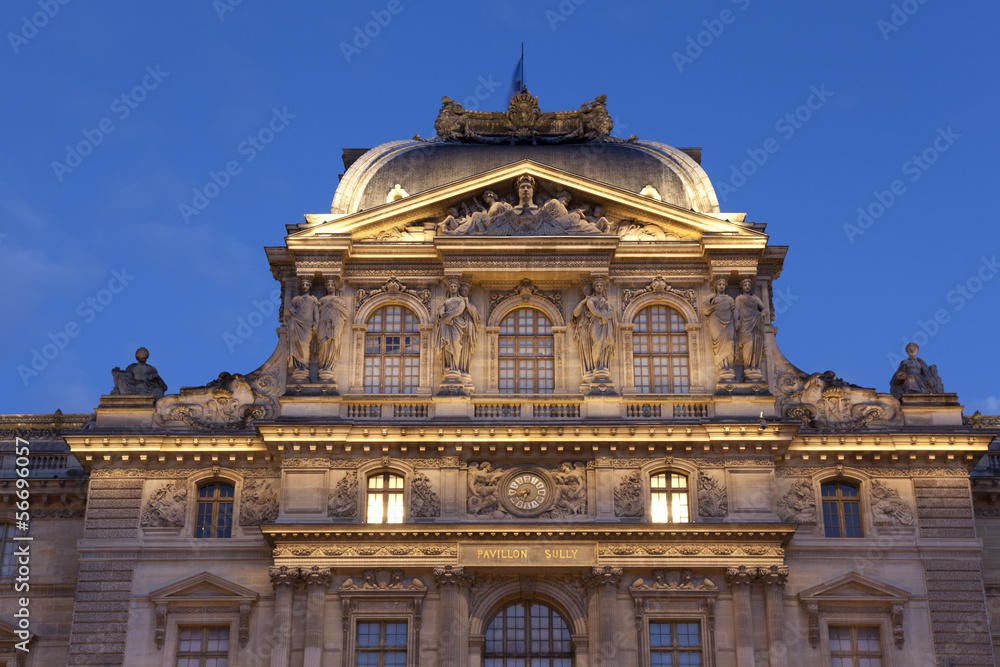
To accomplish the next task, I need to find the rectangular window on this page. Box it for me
[651,473,689,523]
[650,620,701,666]
[176,626,229,667]
[829,625,882,667]
[357,621,407,666]
[1,523,17,577]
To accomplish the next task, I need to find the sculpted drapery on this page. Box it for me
[287,277,320,381]
[703,276,736,382]
[317,278,350,382]
[734,277,766,381]
[435,277,482,389]
[572,276,618,386]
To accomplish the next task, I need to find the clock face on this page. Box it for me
[500,469,554,516]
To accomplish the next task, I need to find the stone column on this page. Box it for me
[758,566,789,667]
[585,566,623,662]
[434,566,475,667]
[726,566,757,667]
[269,566,300,667]
[302,566,332,667]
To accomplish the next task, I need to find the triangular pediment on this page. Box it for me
[292,160,764,245]
[798,572,910,603]
[149,571,259,604]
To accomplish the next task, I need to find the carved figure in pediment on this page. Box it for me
[467,462,504,517]
[435,277,481,393]
[703,276,736,382]
[889,342,944,399]
[317,278,349,385]
[572,276,618,391]
[111,347,167,399]
[287,277,319,381]
[734,277,766,382]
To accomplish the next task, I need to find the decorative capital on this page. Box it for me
[584,566,623,590]
[434,565,474,589]
[301,566,333,589]
[756,565,789,588]
[725,565,757,590]
[269,565,300,588]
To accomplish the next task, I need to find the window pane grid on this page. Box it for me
[829,626,883,666]
[633,306,689,394]
[822,482,863,538]
[364,306,419,394]
[357,621,408,666]
[651,473,689,523]
[484,602,572,665]
[499,309,554,395]
[176,626,229,667]
[195,483,234,538]
[366,473,404,524]
[650,621,701,666]
[0,523,16,576]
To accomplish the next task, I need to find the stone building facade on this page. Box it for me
[2,90,999,666]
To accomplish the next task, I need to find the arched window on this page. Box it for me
[364,305,420,394]
[822,481,862,538]
[484,601,573,666]
[366,472,404,524]
[650,472,689,523]
[633,305,689,393]
[195,482,234,538]
[499,308,554,395]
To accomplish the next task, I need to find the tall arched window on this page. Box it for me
[366,472,404,524]
[633,305,689,393]
[650,472,690,523]
[195,482,234,538]
[822,481,862,538]
[499,308,554,395]
[364,305,420,394]
[484,601,573,666]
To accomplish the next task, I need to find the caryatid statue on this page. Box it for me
[434,276,481,392]
[317,278,350,385]
[287,277,320,382]
[702,276,736,382]
[572,275,618,390]
[734,276,766,382]
[889,342,944,399]
[111,347,167,399]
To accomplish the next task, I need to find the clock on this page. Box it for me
[499,468,555,517]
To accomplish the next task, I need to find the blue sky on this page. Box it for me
[1,1,998,416]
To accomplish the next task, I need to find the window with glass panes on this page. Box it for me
[356,621,407,666]
[0,523,16,577]
[175,626,229,667]
[822,482,862,538]
[650,472,689,523]
[484,601,572,666]
[364,306,420,394]
[195,483,234,538]
[649,621,701,666]
[366,472,404,524]
[498,308,554,395]
[633,305,689,394]
[828,626,882,667]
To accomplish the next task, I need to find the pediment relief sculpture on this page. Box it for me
[631,569,718,591]
[341,569,427,592]
[154,367,279,430]
[777,370,902,428]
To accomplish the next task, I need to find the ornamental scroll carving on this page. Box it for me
[870,480,915,526]
[328,470,359,518]
[238,479,278,526]
[410,472,440,518]
[614,470,644,517]
[140,481,187,528]
[776,478,817,524]
[355,277,431,313]
[466,462,587,518]
[620,277,697,312]
[488,279,564,320]
[776,370,902,428]
[697,472,728,518]
[153,367,279,430]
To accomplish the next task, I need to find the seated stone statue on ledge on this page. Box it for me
[111,347,167,399]
[890,342,944,399]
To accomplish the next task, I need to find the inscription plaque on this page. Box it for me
[460,542,598,567]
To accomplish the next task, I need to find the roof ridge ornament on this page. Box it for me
[432,88,635,145]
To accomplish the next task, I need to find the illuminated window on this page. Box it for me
[651,472,689,523]
[633,305,689,393]
[1,523,16,577]
[484,601,572,666]
[364,305,420,394]
[650,621,702,666]
[822,481,862,538]
[356,621,407,666]
[367,472,404,524]
[499,308,554,395]
[175,626,230,667]
[195,483,234,538]
[829,626,882,666]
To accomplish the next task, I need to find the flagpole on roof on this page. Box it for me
[522,42,524,90]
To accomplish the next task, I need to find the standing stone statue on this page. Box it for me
[111,347,167,399]
[734,277,766,382]
[572,275,618,389]
[317,278,350,385]
[890,342,944,399]
[434,276,481,392]
[287,277,320,382]
[703,276,736,382]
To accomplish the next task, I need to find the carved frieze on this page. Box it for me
[630,570,718,591]
[870,480,915,526]
[614,470,644,517]
[238,479,278,526]
[410,472,440,518]
[328,471,359,519]
[140,481,187,528]
[620,276,697,312]
[776,479,817,524]
[697,472,728,518]
[355,277,431,312]
[341,569,427,591]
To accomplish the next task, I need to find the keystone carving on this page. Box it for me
[355,277,431,312]
[140,481,187,528]
[433,565,475,590]
[620,276,698,312]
